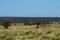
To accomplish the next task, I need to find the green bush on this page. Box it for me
[1,19,11,29]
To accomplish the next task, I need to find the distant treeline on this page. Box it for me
[0,17,60,24]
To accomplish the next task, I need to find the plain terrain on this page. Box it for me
[0,23,60,40]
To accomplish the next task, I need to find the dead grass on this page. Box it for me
[0,24,60,40]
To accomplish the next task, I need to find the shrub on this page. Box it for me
[1,19,11,29]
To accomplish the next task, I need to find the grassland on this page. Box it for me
[0,24,60,40]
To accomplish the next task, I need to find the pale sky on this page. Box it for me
[0,0,60,17]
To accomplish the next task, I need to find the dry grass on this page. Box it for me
[0,24,60,40]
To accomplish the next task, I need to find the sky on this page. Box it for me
[0,0,60,17]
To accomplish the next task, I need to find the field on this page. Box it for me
[0,24,60,40]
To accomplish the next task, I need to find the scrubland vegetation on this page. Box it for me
[0,23,60,40]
